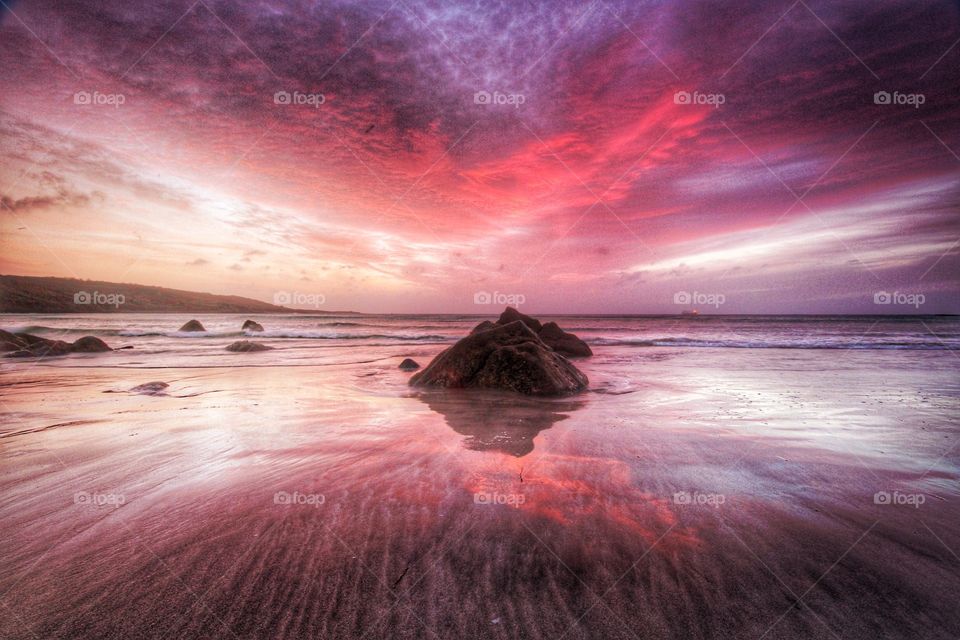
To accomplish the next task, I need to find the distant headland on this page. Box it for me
[0,275,356,314]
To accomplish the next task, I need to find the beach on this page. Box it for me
[1,314,958,639]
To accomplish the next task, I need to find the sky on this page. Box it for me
[0,0,958,313]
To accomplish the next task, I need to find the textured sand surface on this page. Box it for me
[1,344,958,639]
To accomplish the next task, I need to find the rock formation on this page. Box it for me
[2,331,114,357]
[410,318,588,396]
[470,307,593,357]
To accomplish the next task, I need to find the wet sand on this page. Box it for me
[1,345,958,639]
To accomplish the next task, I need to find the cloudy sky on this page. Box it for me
[0,0,958,313]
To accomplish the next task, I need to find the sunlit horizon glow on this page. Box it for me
[1,0,958,313]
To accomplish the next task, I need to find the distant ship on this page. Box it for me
[681,309,700,316]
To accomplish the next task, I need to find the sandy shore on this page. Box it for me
[1,343,958,639]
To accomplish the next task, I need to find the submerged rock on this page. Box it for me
[410,320,587,396]
[179,319,205,332]
[398,358,420,370]
[242,319,264,332]
[7,333,55,349]
[0,329,21,351]
[6,350,37,358]
[225,340,273,352]
[2,331,113,357]
[6,341,72,358]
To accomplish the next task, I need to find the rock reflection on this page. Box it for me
[416,390,585,456]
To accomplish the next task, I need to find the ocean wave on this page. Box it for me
[317,321,463,331]
[257,331,450,341]
[8,325,82,334]
[317,322,374,327]
[589,337,957,349]
[561,326,648,333]
[108,329,452,341]
[118,330,245,338]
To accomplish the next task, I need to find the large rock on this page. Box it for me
[470,321,497,334]
[2,331,113,357]
[488,307,592,357]
[538,321,593,357]
[225,340,273,352]
[242,319,264,332]
[497,307,542,332]
[179,319,205,332]
[410,320,587,396]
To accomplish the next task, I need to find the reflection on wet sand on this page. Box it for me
[415,389,585,456]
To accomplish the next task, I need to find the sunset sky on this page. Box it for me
[1,0,958,313]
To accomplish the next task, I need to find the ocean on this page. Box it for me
[1,313,958,639]
[4,313,959,366]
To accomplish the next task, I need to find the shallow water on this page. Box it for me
[1,314,958,639]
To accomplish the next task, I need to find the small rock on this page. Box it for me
[242,319,264,332]
[225,340,273,352]
[398,358,420,370]
[130,382,170,395]
[179,319,206,332]
[71,336,112,352]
